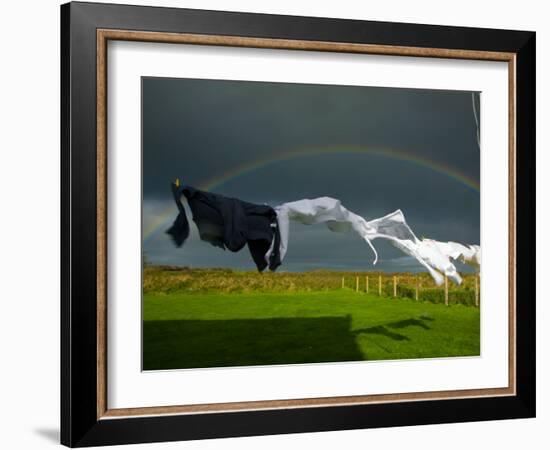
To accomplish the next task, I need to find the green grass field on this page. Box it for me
[143,288,480,370]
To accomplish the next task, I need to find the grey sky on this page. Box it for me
[142,77,480,272]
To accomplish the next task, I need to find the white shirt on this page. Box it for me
[267,197,477,286]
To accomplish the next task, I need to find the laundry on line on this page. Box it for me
[166,181,480,286]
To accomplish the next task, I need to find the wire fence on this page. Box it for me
[145,267,480,307]
[341,273,480,307]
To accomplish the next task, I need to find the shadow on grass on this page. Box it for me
[353,317,433,342]
[143,316,362,370]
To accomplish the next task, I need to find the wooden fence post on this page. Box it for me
[475,274,479,307]
[378,275,382,296]
[365,276,369,293]
[444,275,449,306]
[342,276,345,289]
[415,276,419,301]
[356,276,359,292]
[393,276,397,297]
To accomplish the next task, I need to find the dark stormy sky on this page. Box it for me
[142,77,480,272]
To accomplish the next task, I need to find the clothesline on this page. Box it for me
[167,182,480,286]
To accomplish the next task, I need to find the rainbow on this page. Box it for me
[143,145,479,243]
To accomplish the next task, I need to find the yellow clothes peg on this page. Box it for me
[175,178,180,187]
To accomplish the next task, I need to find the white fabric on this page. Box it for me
[363,210,462,285]
[267,197,478,286]
[428,240,481,270]
[271,197,379,262]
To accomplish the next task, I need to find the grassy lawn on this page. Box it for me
[143,290,480,370]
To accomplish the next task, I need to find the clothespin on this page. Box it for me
[174,178,180,187]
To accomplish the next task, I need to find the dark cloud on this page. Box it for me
[142,77,480,272]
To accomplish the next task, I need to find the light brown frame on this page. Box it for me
[96,29,516,420]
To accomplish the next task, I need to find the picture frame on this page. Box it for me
[60,1,535,447]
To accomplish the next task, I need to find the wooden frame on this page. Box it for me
[61,2,535,447]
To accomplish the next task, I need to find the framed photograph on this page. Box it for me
[61,2,535,447]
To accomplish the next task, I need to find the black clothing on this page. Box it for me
[166,183,281,271]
